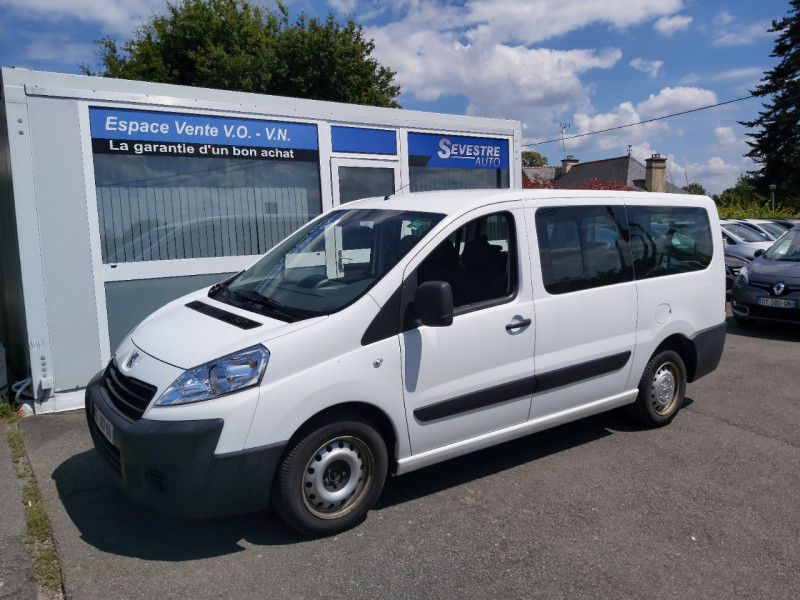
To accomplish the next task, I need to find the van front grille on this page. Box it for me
[102,361,157,421]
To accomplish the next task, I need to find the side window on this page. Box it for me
[626,207,713,279]
[417,212,516,308]
[535,205,630,294]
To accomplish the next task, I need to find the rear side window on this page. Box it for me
[535,206,631,294]
[626,206,713,279]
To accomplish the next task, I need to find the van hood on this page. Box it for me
[130,292,324,369]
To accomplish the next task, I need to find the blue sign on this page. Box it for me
[408,132,509,170]
[90,107,319,149]
[331,127,397,155]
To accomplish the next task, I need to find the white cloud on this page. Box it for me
[713,126,738,147]
[629,58,663,79]
[707,126,750,157]
[713,18,773,47]
[370,12,623,137]
[564,85,723,162]
[680,67,766,96]
[25,37,96,65]
[711,67,766,81]
[682,155,754,194]
[0,0,163,34]
[636,86,718,119]
[714,11,735,26]
[465,0,685,45]
[654,14,692,36]
[364,0,696,141]
[327,0,358,14]
[569,100,670,156]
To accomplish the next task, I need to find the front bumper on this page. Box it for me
[731,284,800,324]
[85,370,286,517]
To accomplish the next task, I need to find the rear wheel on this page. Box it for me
[271,415,388,536]
[628,350,686,427]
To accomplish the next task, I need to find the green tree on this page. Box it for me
[713,174,799,217]
[682,182,707,195]
[521,150,548,167]
[740,1,800,208]
[80,0,401,108]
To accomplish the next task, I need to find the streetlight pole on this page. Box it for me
[769,184,776,212]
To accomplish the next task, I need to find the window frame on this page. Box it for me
[411,210,520,318]
[535,205,632,295]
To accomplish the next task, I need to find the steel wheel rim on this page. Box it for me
[302,436,374,520]
[650,361,679,415]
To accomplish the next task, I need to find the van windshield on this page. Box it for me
[209,208,444,320]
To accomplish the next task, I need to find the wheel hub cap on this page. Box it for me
[304,441,364,513]
[652,364,677,413]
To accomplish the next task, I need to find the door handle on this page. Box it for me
[505,318,532,331]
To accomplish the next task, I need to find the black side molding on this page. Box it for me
[415,376,537,423]
[414,351,632,423]
[535,351,631,394]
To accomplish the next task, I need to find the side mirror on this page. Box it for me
[754,249,764,257]
[415,281,453,327]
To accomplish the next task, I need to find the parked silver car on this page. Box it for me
[720,222,773,260]
[734,218,789,241]
[731,226,800,325]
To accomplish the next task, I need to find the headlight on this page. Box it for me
[736,263,749,286]
[155,345,269,406]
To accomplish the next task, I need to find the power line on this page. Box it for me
[525,95,755,147]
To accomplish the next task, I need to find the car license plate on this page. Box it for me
[758,297,797,309]
[93,405,115,445]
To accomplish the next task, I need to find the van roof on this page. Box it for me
[348,188,714,216]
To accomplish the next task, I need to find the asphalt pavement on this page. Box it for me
[3,313,799,599]
[0,419,37,598]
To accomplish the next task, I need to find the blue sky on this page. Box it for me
[0,0,791,193]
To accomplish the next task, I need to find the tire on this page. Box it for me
[628,350,686,427]
[271,415,388,536]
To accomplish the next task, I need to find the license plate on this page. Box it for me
[93,405,115,445]
[758,297,797,309]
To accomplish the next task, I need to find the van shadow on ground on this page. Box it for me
[52,405,674,560]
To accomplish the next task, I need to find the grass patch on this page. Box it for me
[5,422,65,600]
[0,396,20,423]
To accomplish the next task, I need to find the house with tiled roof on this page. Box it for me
[523,153,686,194]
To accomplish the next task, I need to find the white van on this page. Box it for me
[86,189,726,535]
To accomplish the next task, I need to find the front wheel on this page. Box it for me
[271,415,388,536]
[628,350,686,427]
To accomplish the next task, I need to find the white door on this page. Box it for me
[331,158,401,205]
[401,206,536,455]
[527,203,637,420]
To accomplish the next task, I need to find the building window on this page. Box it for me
[90,107,322,264]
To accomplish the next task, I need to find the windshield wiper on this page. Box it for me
[208,281,229,298]
[207,272,242,299]
[233,290,307,321]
